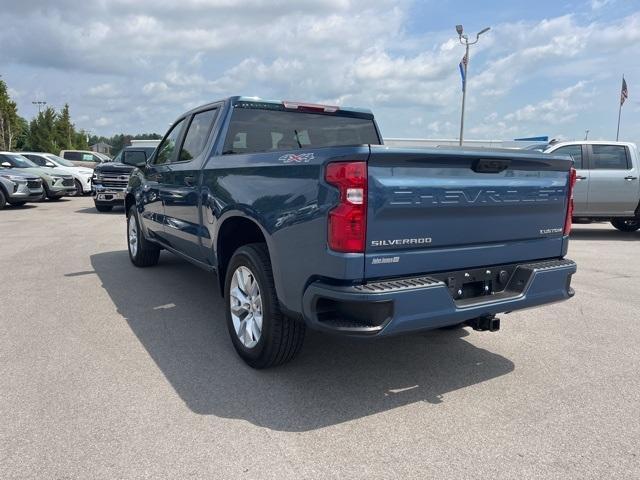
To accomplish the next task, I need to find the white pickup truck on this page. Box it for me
[545,141,640,232]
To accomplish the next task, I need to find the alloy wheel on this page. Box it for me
[128,216,138,257]
[229,266,263,348]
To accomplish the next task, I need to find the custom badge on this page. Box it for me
[279,153,315,163]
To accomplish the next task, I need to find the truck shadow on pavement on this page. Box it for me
[90,250,515,432]
[570,228,639,241]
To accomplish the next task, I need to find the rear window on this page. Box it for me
[222,107,380,155]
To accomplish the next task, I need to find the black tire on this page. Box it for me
[69,180,83,197]
[224,243,305,369]
[127,205,160,267]
[95,204,113,212]
[0,189,6,210]
[611,218,640,232]
[49,196,62,201]
[8,201,27,207]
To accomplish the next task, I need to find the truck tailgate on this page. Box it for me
[365,146,572,279]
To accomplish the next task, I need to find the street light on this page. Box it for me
[32,101,47,114]
[456,24,491,146]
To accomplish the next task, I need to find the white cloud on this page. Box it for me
[88,83,121,98]
[0,1,638,141]
[95,117,112,127]
[505,81,594,124]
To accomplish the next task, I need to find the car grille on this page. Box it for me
[100,173,130,189]
[27,179,42,189]
[62,177,74,187]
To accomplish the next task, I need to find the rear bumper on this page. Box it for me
[301,258,576,336]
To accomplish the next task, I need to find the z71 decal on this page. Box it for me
[279,153,315,163]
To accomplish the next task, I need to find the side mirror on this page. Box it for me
[45,162,56,168]
[1,161,12,168]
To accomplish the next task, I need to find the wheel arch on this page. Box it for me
[216,215,271,296]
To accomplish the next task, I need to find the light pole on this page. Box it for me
[456,25,490,146]
[32,101,47,114]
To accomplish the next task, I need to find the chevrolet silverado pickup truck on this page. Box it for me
[545,141,640,232]
[92,146,156,212]
[124,96,577,368]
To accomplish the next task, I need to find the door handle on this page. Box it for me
[624,176,638,181]
[576,175,587,180]
[184,175,196,187]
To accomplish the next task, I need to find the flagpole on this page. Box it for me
[616,74,624,141]
[455,25,490,147]
[616,101,622,141]
[459,42,469,146]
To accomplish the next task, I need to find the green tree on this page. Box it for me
[74,130,89,150]
[55,103,74,150]
[14,116,29,150]
[27,107,59,153]
[0,79,21,151]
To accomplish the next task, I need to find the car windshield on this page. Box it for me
[44,154,75,167]
[2,154,38,168]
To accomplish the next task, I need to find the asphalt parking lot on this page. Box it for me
[1,197,639,479]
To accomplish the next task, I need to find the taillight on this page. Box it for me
[325,161,367,253]
[564,167,577,235]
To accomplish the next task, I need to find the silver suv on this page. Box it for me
[0,169,44,209]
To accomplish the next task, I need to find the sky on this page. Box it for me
[0,0,639,142]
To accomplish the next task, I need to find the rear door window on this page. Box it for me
[223,107,380,155]
[590,145,630,170]
[552,145,583,169]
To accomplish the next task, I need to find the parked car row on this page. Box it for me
[0,145,160,211]
[0,152,81,209]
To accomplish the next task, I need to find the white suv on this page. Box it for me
[21,152,93,196]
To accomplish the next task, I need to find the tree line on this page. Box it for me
[0,79,160,156]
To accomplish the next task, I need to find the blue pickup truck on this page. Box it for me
[124,96,577,368]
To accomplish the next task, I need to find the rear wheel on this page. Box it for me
[611,218,640,232]
[127,206,160,267]
[95,204,113,212]
[225,243,305,368]
[0,189,6,209]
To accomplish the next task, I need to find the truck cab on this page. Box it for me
[545,141,640,231]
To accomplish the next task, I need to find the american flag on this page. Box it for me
[458,53,468,90]
[620,77,628,106]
